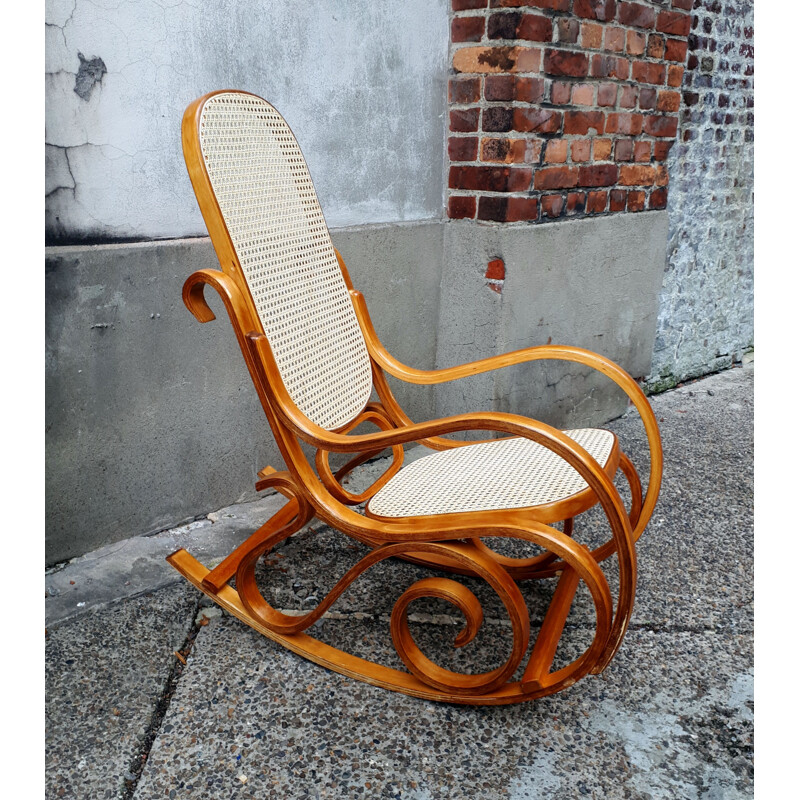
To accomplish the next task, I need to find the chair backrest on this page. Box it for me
[191,91,373,431]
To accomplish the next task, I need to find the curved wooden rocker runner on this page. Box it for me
[168,90,663,705]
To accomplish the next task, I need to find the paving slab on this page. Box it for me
[45,583,198,799]
[132,614,752,799]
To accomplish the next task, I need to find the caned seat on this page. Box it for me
[368,429,616,520]
[168,90,663,706]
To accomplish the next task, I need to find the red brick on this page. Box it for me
[665,38,688,62]
[581,22,603,49]
[544,49,590,77]
[481,137,541,163]
[634,141,651,162]
[450,108,480,132]
[566,192,586,214]
[597,83,617,106]
[619,164,656,185]
[492,0,569,9]
[485,75,545,103]
[453,0,487,9]
[654,164,669,186]
[594,138,613,160]
[505,196,540,221]
[648,34,666,59]
[484,75,515,101]
[632,61,667,85]
[571,139,592,162]
[550,81,571,104]
[486,258,506,280]
[618,2,656,29]
[653,140,674,160]
[667,65,685,86]
[627,190,646,211]
[572,83,595,106]
[449,165,532,192]
[604,26,625,52]
[545,139,568,163]
[606,112,643,135]
[614,139,634,162]
[518,14,553,41]
[514,77,546,102]
[578,164,618,187]
[609,188,627,211]
[564,110,605,135]
[671,0,693,10]
[591,55,629,80]
[657,10,691,37]
[644,114,678,137]
[573,0,616,21]
[638,87,657,110]
[557,18,580,43]
[448,195,476,219]
[478,197,508,222]
[541,194,565,218]
[513,107,562,133]
[619,85,639,108]
[449,136,479,161]
[453,46,541,73]
[626,30,647,56]
[649,186,668,209]
[587,190,608,213]
[487,11,521,39]
[483,106,515,131]
[452,16,486,43]
[449,78,481,104]
[657,90,681,112]
[534,166,579,190]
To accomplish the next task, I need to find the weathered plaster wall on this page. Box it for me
[645,0,754,390]
[45,0,449,242]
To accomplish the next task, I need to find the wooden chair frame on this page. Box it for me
[167,91,663,705]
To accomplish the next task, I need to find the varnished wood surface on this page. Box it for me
[168,90,664,704]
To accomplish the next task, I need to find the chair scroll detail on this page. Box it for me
[167,90,663,705]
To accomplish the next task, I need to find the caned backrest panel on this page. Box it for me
[197,92,373,430]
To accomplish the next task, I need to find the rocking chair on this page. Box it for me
[167,90,662,705]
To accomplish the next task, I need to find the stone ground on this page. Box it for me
[45,363,753,799]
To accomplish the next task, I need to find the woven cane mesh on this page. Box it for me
[367,428,615,518]
[197,93,373,430]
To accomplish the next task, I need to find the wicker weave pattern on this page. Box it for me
[198,93,373,430]
[368,428,615,518]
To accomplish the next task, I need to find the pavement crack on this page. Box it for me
[120,595,204,800]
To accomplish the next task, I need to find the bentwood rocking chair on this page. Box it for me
[167,90,663,705]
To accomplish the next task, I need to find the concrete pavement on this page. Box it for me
[45,363,754,799]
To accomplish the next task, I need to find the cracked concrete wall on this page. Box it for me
[45,0,448,243]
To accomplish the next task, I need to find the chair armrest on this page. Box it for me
[350,288,662,542]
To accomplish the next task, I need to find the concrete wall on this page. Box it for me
[45,224,444,564]
[46,212,667,564]
[46,0,449,242]
[45,1,676,565]
[436,212,669,429]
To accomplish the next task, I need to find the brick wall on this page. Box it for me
[447,0,692,222]
[645,0,754,389]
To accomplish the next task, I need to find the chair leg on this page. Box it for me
[520,565,581,692]
[196,497,308,593]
